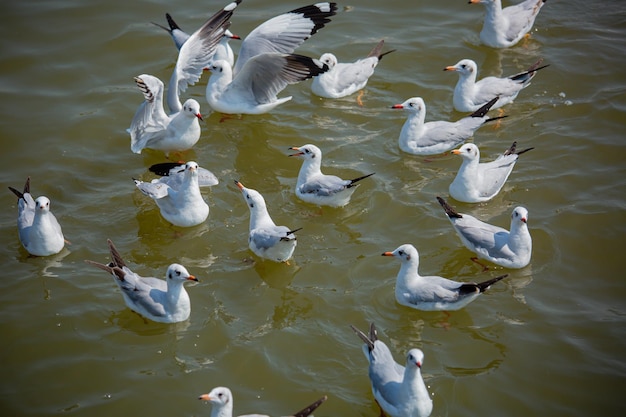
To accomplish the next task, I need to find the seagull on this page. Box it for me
[134,161,209,227]
[470,0,548,49]
[288,144,375,207]
[163,0,242,114]
[148,161,219,187]
[437,196,532,269]
[391,96,505,156]
[205,53,329,114]
[204,2,338,114]
[311,39,395,100]
[8,177,65,257]
[85,239,198,323]
[449,141,534,203]
[198,387,327,417]
[231,2,337,77]
[444,58,549,112]
[234,180,301,262]
[152,13,240,67]
[350,322,433,417]
[129,74,203,155]
[382,244,508,311]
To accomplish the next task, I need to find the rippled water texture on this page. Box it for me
[1,1,624,416]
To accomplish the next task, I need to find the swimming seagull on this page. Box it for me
[162,0,242,114]
[8,177,65,256]
[205,53,329,114]
[470,0,548,49]
[133,161,209,227]
[288,144,375,207]
[437,196,532,269]
[85,239,198,324]
[350,322,433,417]
[198,386,327,417]
[152,13,240,67]
[231,2,338,77]
[234,180,301,263]
[129,74,203,155]
[383,244,508,311]
[444,58,548,112]
[311,39,395,100]
[449,141,534,203]
[391,96,506,156]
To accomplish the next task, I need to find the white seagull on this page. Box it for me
[129,74,203,155]
[8,177,65,257]
[470,0,548,49]
[134,161,209,227]
[205,53,328,114]
[235,180,300,263]
[383,244,508,311]
[288,144,375,207]
[444,58,548,112]
[437,196,532,269]
[198,387,327,417]
[311,39,395,100]
[148,161,219,187]
[85,239,198,323]
[152,13,240,67]
[350,322,433,417]
[204,2,338,114]
[164,0,241,114]
[449,141,533,203]
[391,96,505,156]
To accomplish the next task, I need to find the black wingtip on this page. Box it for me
[165,13,181,31]
[436,196,462,219]
[477,274,508,292]
[149,162,182,176]
[288,2,338,36]
[292,395,328,417]
[470,96,499,118]
[348,172,375,188]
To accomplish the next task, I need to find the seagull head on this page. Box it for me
[35,196,51,213]
[451,143,480,160]
[234,180,267,212]
[512,207,529,225]
[407,348,425,369]
[319,52,338,69]
[198,386,232,407]
[391,97,425,114]
[288,144,321,160]
[166,263,198,283]
[444,59,477,77]
[382,244,418,262]
[182,99,203,121]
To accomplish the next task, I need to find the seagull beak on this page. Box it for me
[521,217,527,223]
[196,113,203,121]
[451,149,462,155]
[416,361,422,368]
[187,275,198,282]
[469,0,480,4]
[391,104,404,109]
[443,65,457,71]
[198,394,211,401]
[381,251,394,256]
[288,147,304,157]
[230,34,241,40]
[234,180,244,190]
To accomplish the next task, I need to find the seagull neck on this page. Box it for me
[508,223,531,252]
[397,259,422,288]
[249,206,274,230]
[297,158,322,184]
[210,403,232,417]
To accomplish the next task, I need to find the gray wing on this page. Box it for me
[299,174,350,196]
[368,340,405,408]
[166,1,239,113]
[250,226,291,250]
[233,2,337,75]
[476,154,517,198]
[116,269,168,318]
[158,165,219,189]
[473,76,522,104]
[331,58,378,92]
[129,75,170,153]
[15,193,36,244]
[134,179,171,199]
[452,216,510,255]
[403,276,464,305]
[230,53,327,104]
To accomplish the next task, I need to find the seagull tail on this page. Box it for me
[291,395,328,417]
[350,324,375,351]
[436,196,463,219]
[348,172,375,188]
[476,274,508,292]
[107,239,128,269]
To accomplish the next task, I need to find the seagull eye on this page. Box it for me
[176,270,181,276]
[398,250,404,255]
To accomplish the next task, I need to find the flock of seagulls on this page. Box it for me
[8,0,550,415]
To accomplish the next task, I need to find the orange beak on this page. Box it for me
[288,146,303,157]
[198,394,211,401]
[391,104,404,109]
[452,149,462,155]
[187,275,199,282]
[381,251,394,256]
[443,65,457,72]
[234,180,245,190]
